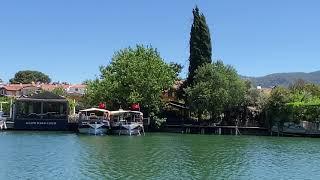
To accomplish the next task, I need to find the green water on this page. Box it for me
[1,132,320,180]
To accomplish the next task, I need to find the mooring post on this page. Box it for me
[9,98,13,119]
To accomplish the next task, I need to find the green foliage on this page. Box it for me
[51,87,66,97]
[186,61,246,121]
[10,70,51,84]
[149,112,167,130]
[85,45,177,115]
[267,81,320,125]
[288,79,306,92]
[245,88,269,111]
[187,6,212,87]
[267,87,291,125]
[304,84,320,96]
[0,96,11,114]
[67,98,77,115]
[169,63,183,80]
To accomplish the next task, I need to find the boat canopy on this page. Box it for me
[110,110,143,116]
[80,108,110,113]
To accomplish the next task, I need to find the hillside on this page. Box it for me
[244,71,320,87]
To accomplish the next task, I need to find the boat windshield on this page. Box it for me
[79,110,109,121]
[110,111,143,123]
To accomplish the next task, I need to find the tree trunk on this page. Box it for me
[198,110,202,121]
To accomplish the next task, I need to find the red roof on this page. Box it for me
[1,83,86,92]
[40,84,69,91]
[3,84,33,91]
[69,84,86,88]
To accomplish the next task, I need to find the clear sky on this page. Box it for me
[1,0,320,83]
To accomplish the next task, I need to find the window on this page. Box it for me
[15,101,68,120]
[43,102,67,119]
[16,101,41,119]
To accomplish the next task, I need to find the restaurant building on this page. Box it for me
[13,91,69,130]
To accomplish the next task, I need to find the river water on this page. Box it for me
[0,132,320,179]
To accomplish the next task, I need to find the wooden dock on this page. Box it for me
[166,124,269,135]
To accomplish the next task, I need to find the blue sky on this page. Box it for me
[1,0,320,83]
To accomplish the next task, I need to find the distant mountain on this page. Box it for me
[243,71,320,87]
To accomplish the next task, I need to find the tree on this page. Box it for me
[265,82,320,127]
[85,45,178,116]
[289,79,307,92]
[186,6,212,87]
[51,87,66,97]
[186,61,246,122]
[10,70,51,84]
[286,82,320,123]
[245,88,269,111]
[169,62,183,80]
[0,96,11,114]
[267,87,291,126]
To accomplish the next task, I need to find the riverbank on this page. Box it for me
[3,120,269,135]
[4,119,320,138]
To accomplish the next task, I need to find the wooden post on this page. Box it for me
[9,99,13,118]
[40,102,44,119]
[73,99,76,115]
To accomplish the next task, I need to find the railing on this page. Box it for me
[68,114,79,123]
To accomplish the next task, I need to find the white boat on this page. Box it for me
[78,108,110,135]
[110,109,144,136]
[0,111,7,130]
[272,122,308,136]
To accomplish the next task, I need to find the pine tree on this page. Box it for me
[187,6,212,87]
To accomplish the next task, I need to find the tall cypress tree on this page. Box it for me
[187,6,212,86]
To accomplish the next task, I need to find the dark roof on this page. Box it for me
[17,91,67,102]
[30,91,65,99]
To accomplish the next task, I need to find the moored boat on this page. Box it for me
[78,108,110,135]
[272,121,320,137]
[0,111,7,130]
[110,109,144,136]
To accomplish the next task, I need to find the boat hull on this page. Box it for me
[78,123,109,135]
[111,123,143,136]
[113,129,141,136]
[271,125,320,137]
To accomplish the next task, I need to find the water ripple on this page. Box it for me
[2,132,320,179]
